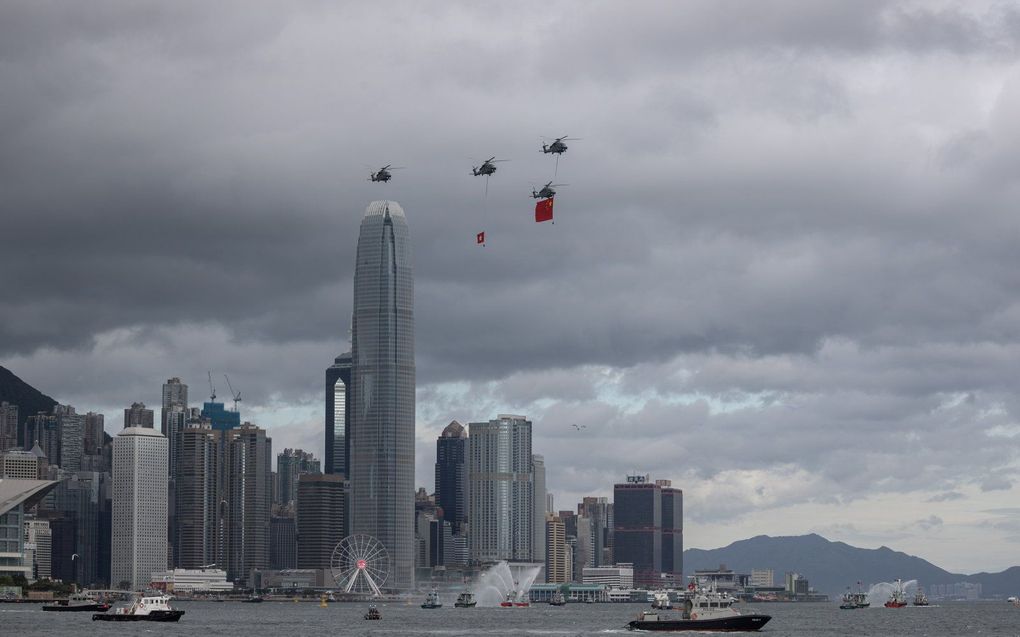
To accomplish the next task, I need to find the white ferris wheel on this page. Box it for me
[330,534,389,596]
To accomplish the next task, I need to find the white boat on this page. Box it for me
[92,593,184,622]
[628,581,770,632]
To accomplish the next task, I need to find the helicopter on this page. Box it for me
[471,157,509,177]
[531,181,566,199]
[541,136,580,155]
[369,165,404,182]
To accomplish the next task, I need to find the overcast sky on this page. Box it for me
[3,1,1020,573]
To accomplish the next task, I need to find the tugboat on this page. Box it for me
[364,604,381,620]
[421,589,442,609]
[454,591,476,608]
[43,592,112,612]
[839,590,857,610]
[884,579,908,608]
[92,593,185,622]
[627,581,770,632]
[913,587,929,606]
[549,590,567,606]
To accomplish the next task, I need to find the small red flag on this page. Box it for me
[535,197,554,223]
[476,231,485,245]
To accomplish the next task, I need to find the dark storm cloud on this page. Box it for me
[3,2,1020,559]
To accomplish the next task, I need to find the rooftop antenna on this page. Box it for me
[207,371,216,403]
[224,374,241,412]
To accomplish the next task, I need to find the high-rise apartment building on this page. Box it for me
[0,402,18,452]
[112,427,168,591]
[325,353,352,476]
[123,402,154,429]
[174,422,221,569]
[84,412,105,455]
[434,421,468,535]
[295,473,346,569]
[349,200,415,591]
[277,448,321,506]
[468,415,534,564]
[161,377,188,433]
[224,423,271,585]
[613,476,683,588]
[579,496,613,567]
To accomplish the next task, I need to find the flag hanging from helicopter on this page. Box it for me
[477,231,485,245]
[535,197,554,223]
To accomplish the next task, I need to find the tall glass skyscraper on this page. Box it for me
[325,353,352,477]
[349,200,415,591]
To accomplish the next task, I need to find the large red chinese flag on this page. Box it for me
[535,197,554,223]
[476,231,485,245]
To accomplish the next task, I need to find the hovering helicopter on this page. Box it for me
[531,181,566,199]
[369,164,404,182]
[541,136,580,155]
[471,157,509,177]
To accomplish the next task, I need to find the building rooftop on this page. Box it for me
[118,426,166,437]
[441,420,466,438]
[364,200,405,219]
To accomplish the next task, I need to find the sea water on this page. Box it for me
[3,599,1019,637]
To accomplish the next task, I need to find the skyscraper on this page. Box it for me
[545,514,567,584]
[613,476,683,588]
[434,421,468,535]
[325,353,352,476]
[277,448,321,506]
[161,378,188,436]
[112,427,168,591]
[0,402,18,452]
[123,402,154,429]
[224,422,272,585]
[533,454,546,564]
[174,422,221,569]
[349,200,415,591]
[468,415,534,564]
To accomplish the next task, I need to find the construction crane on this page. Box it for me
[207,371,216,402]
[223,374,241,412]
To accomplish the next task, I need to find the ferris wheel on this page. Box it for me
[330,534,389,596]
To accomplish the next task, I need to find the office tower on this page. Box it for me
[123,402,154,429]
[26,519,52,579]
[434,421,468,535]
[57,410,84,472]
[295,473,346,569]
[0,402,17,452]
[84,412,105,455]
[201,401,240,431]
[533,454,546,564]
[468,415,534,563]
[270,512,296,570]
[545,514,567,583]
[278,448,321,506]
[325,353,352,476]
[46,470,109,586]
[660,481,683,582]
[613,476,683,588]
[112,427,168,591]
[349,200,415,591]
[161,378,188,434]
[224,423,271,585]
[174,422,221,569]
[579,496,612,567]
[1,450,39,478]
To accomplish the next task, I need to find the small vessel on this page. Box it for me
[244,593,264,603]
[454,591,476,608]
[884,579,908,608]
[549,590,567,606]
[92,594,185,622]
[839,584,870,610]
[627,582,770,632]
[839,590,857,610]
[421,589,442,609]
[364,604,381,620]
[500,590,516,607]
[913,588,929,606]
[1008,596,1019,607]
[43,592,111,612]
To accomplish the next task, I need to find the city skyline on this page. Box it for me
[3,2,1020,574]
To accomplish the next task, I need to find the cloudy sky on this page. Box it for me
[3,1,1020,572]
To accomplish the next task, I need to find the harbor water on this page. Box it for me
[3,600,1019,636]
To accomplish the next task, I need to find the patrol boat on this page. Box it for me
[92,593,184,622]
[627,582,771,632]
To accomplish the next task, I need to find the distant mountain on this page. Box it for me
[684,533,1020,597]
[0,365,59,430]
